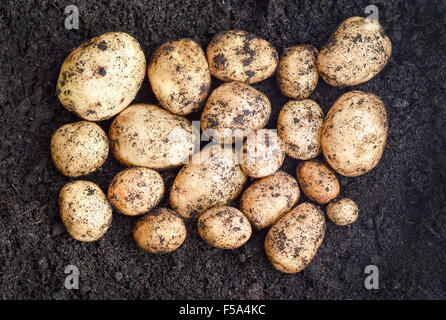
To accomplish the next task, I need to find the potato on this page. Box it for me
[56,32,146,121]
[321,91,388,177]
[133,208,186,253]
[317,16,392,87]
[170,144,247,219]
[276,45,319,99]
[296,160,340,205]
[277,99,324,160]
[240,171,300,229]
[59,180,112,242]
[108,167,164,216]
[51,121,109,177]
[148,38,211,115]
[109,104,195,169]
[207,30,278,84]
[198,206,251,249]
[326,198,359,226]
[201,81,271,144]
[265,202,326,273]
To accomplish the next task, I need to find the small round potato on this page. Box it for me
[207,30,278,84]
[148,38,211,115]
[296,160,340,205]
[51,121,109,177]
[321,91,388,177]
[198,206,252,249]
[56,32,146,121]
[276,45,319,99]
[326,198,359,226]
[277,99,324,160]
[133,208,186,253]
[109,104,195,169]
[108,167,164,216]
[265,202,326,273]
[240,171,300,229]
[59,180,112,242]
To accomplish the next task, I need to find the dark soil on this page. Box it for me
[1,0,445,299]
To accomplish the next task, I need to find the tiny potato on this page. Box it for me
[326,198,359,226]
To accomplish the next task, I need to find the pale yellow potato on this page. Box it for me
[326,198,359,226]
[240,171,300,229]
[51,121,109,177]
[321,91,388,177]
[56,32,146,121]
[59,180,112,242]
[207,30,278,84]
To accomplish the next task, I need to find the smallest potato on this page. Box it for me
[326,198,359,226]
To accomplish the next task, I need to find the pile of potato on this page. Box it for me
[51,16,391,273]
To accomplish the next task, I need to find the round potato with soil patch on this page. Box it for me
[326,198,359,226]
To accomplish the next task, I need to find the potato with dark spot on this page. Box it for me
[240,171,300,229]
[265,202,326,273]
[326,198,359,226]
[148,38,211,115]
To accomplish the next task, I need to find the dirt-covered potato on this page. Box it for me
[201,81,271,144]
[170,144,247,219]
[108,167,164,216]
[240,171,300,229]
[265,202,326,273]
[51,121,109,177]
[109,104,195,169]
[133,208,186,253]
[56,32,146,121]
[276,45,319,99]
[198,206,251,249]
[317,16,392,87]
[326,198,359,226]
[321,91,388,177]
[207,30,278,84]
[277,99,324,160]
[148,38,211,115]
[59,180,112,242]
[296,160,340,205]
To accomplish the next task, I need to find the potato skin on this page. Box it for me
[240,171,300,229]
[51,121,109,177]
[207,30,278,84]
[198,206,252,249]
[108,167,164,216]
[321,91,388,177]
[59,180,112,242]
[133,208,186,253]
[148,38,211,115]
[317,16,392,87]
[109,104,195,169]
[265,202,326,273]
[56,32,146,121]
[326,198,359,226]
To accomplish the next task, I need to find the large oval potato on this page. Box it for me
[148,38,211,115]
[56,32,146,121]
[321,91,388,177]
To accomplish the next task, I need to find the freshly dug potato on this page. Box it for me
[59,180,112,242]
[296,160,340,205]
[170,144,247,219]
[198,206,252,249]
[276,45,319,99]
[240,171,300,229]
[201,81,271,144]
[207,30,278,84]
[148,38,211,115]
[265,202,326,273]
[109,104,195,169]
[108,167,164,216]
[317,16,392,87]
[56,32,146,121]
[133,208,186,253]
[277,99,324,160]
[51,121,109,177]
[321,91,388,177]
[326,198,359,226]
